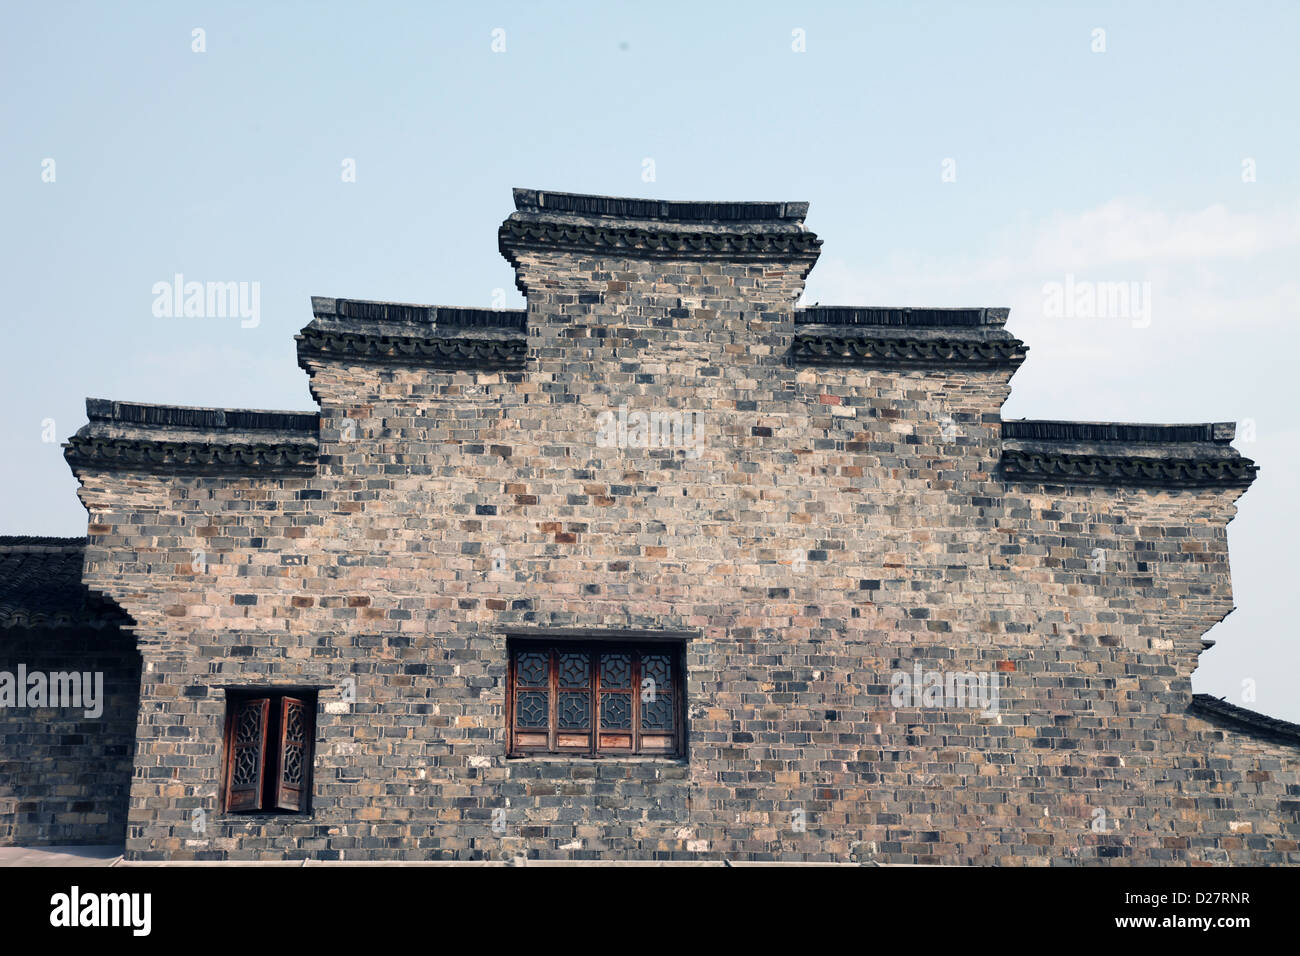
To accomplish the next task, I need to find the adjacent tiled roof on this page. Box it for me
[499,188,822,268]
[0,537,128,629]
[791,305,1026,369]
[1188,694,1300,747]
[65,399,320,477]
[1000,419,1257,490]
[297,298,528,372]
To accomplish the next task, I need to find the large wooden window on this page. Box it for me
[222,690,316,814]
[507,641,685,758]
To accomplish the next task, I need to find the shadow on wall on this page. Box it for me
[0,626,141,846]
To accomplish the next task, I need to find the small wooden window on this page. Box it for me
[507,641,685,758]
[222,690,316,813]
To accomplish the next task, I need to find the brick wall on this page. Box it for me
[63,191,1298,863]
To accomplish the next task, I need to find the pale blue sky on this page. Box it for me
[2,2,1296,716]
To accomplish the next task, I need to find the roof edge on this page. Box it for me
[85,399,319,435]
[309,297,526,331]
[67,402,320,478]
[797,306,1010,328]
[1003,419,1237,445]
[512,188,809,224]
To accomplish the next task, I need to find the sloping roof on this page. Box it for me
[1188,693,1300,747]
[0,537,128,629]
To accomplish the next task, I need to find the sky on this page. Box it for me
[1,1,1296,718]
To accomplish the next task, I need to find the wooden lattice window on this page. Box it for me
[222,691,316,813]
[507,641,685,758]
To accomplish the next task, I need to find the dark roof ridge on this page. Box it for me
[1003,419,1237,445]
[85,399,319,435]
[1187,693,1300,747]
[512,188,808,224]
[310,297,526,330]
[69,401,320,477]
[797,306,1010,328]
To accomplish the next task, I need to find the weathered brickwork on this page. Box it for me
[0,537,141,846]
[45,189,1298,862]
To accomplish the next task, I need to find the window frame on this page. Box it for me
[506,639,686,759]
[220,688,318,815]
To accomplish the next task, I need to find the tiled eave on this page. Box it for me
[791,333,1027,369]
[296,327,527,371]
[309,297,527,332]
[790,305,1024,369]
[64,399,320,478]
[1000,419,1257,490]
[499,188,821,268]
[511,188,810,223]
[796,306,1010,328]
[499,219,823,262]
[1000,450,1257,489]
[297,298,528,371]
[1188,694,1300,747]
[81,398,319,433]
[65,436,318,476]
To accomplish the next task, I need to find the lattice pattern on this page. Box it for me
[558,692,590,730]
[642,693,673,731]
[516,691,548,728]
[230,703,263,788]
[236,703,262,743]
[509,643,683,756]
[600,692,632,729]
[642,653,672,698]
[600,653,632,688]
[559,652,589,687]
[517,651,548,686]
[231,747,259,788]
[642,653,671,686]
[281,700,306,786]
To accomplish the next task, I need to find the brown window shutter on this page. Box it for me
[226,697,271,811]
[274,696,313,812]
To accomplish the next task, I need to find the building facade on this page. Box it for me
[2,188,1297,863]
